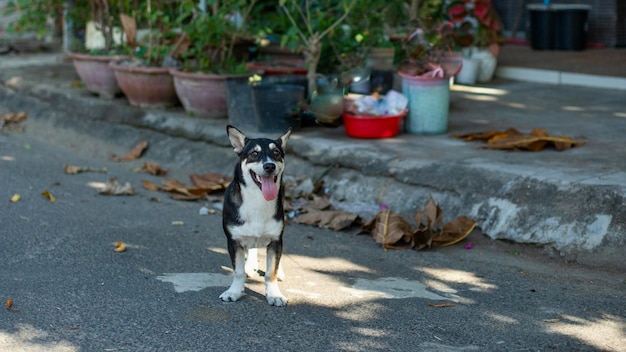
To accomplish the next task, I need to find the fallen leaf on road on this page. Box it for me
[6,298,12,310]
[363,197,476,251]
[453,128,585,151]
[141,173,230,200]
[111,140,148,161]
[363,209,414,250]
[427,302,454,308]
[293,208,359,231]
[41,190,56,202]
[64,164,107,174]
[114,241,127,252]
[0,111,27,126]
[10,194,20,202]
[99,178,136,195]
[140,162,167,176]
[172,221,184,226]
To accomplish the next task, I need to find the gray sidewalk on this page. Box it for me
[0,53,624,270]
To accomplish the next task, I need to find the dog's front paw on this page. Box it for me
[266,283,287,306]
[267,294,288,307]
[220,289,244,302]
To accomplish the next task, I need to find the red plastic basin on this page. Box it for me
[342,111,407,139]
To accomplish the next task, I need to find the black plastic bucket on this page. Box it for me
[225,77,256,131]
[555,5,590,50]
[251,84,305,133]
[527,4,591,51]
[528,4,556,50]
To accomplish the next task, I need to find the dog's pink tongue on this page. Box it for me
[260,176,278,201]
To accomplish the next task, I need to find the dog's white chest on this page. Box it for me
[228,185,283,248]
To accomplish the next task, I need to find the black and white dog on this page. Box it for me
[220,125,291,306]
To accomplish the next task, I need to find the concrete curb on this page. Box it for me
[1,54,624,270]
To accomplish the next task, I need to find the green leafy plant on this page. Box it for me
[118,0,181,66]
[3,0,68,39]
[396,17,459,77]
[278,0,357,95]
[175,0,256,74]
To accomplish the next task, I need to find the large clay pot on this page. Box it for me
[171,70,248,118]
[68,53,128,99]
[110,63,179,108]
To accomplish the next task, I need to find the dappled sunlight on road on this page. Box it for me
[452,85,510,102]
[561,105,585,112]
[545,313,626,351]
[417,267,498,293]
[0,324,78,352]
[484,311,520,325]
[451,85,509,96]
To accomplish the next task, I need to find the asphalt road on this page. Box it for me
[1,118,624,352]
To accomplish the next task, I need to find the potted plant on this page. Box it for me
[396,13,462,135]
[5,0,131,98]
[245,1,307,76]
[278,0,357,99]
[109,0,180,108]
[445,0,503,82]
[66,0,133,99]
[170,0,256,119]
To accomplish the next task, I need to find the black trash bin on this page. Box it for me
[555,4,591,50]
[528,4,556,50]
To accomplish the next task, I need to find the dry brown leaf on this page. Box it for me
[455,128,585,152]
[111,140,148,162]
[114,241,127,252]
[294,208,359,231]
[309,195,332,210]
[142,173,230,200]
[364,209,414,250]
[140,162,167,176]
[452,128,520,142]
[141,179,162,191]
[171,194,205,201]
[0,111,27,126]
[189,173,230,190]
[364,197,476,251]
[41,190,56,202]
[64,164,107,174]
[6,298,13,310]
[427,302,454,307]
[99,178,136,195]
[119,13,137,48]
[433,215,477,247]
[422,196,443,230]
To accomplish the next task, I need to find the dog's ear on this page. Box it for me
[277,128,292,149]
[227,125,247,154]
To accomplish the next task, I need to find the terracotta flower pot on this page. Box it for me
[67,53,128,99]
[171,70,248,118]
[110,63,179,108]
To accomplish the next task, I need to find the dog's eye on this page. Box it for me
[250,151,259,157]
[272,149,280,157]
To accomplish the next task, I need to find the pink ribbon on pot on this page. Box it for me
[419,63,445,78]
